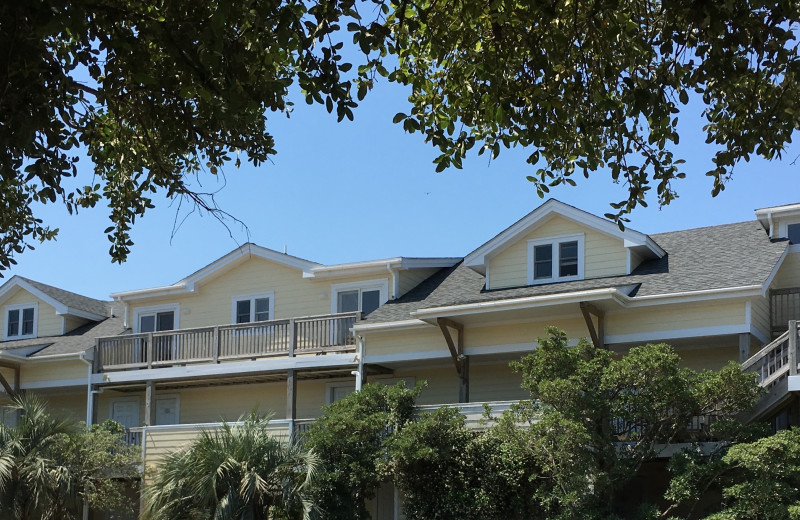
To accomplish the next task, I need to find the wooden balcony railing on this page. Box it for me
[770,288,800,335]
[96,312,359,372]
[742,320,799,389]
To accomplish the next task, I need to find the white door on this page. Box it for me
[111,400,140,430]
[155,397,179,425]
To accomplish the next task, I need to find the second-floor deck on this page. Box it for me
[95,312,359,372]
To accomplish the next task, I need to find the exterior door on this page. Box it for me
[155,397,179,425]
[139,311,176,362]
[111,400,140,430]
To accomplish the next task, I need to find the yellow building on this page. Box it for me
[1,199,799,517]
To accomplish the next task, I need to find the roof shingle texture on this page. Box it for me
[19,277,111,317]
[364,220,787,323]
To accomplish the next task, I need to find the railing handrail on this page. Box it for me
[96,311,360,343]
[741,327,793,371]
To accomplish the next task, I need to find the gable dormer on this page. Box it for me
[464,200,665,290]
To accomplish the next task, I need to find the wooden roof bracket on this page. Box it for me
[0,361,20,397]
[437,318,465,374]
[580,302,606,350]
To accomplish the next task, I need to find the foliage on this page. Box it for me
[0,393,140,520]
[303,381,421,520]
[385,406,540,520]
[0,0,382,271]
[144,412,318,520]
[382,0,800,223]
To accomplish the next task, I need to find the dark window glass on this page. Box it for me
[21,308,34,335]
[361,290,381,315]
[236,300,251,323]
[156,311,174,331]
[559,241,579,277]
[139,315,155,333]
[337,290,359,313]
[534,244,553,279]
[254,298,270,321]
[789,223,800,244]
[7,309,19,337]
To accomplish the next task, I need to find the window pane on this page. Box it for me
[534,245,553,279]
[338,290,359,313]
[139,315,155,333]
[21,308,34,335]
[789,223,800,244]
[236,300,251,323]
[254,298,270,321]
[559,241,579,277]
[361,290,380,315]
[7,309,19,337]
[156,311,174,331]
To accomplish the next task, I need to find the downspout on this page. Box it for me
[387,265,399,300]
[768,212,775,239]
[77,351,93,520]
[352,335,365,392]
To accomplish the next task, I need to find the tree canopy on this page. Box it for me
[2,0,799,270]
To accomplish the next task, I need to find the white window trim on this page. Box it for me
[780,221,800,243]
[325,376,415,404]
[231,291,275,324]
[330,278,389,314]
[4,302,38,340]
[527,233,585,285]
[133,304,180,333]
[325,381,356,404]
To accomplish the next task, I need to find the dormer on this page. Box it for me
[0,276,110,340]
[756,203,800,247]
[464,200,665,290]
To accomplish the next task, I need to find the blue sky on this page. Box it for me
[8,79,799,300]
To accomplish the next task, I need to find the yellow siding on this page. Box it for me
[488,216,628,289]
[44,393,87,422]
[675,345,739,372]
[393,366,458,405]
[397,269,439,298]
[143,422,292,468]
[605,301,745,336]
[64,316,90,334]
[469,362,528,402]
[22,360,87,384]
[774,251,800,289]
[1,288,62,338]
[129,257,390,329]
[179,383,286,423]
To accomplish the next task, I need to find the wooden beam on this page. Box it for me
[286,369,297,421]
[0,372,15,397]
[580,302,605,349]
[437,318,463,374]
[145,380,156,426]
[459,356,470,403]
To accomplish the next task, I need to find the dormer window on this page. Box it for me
[527,234,584,284]
[4,303,37,340]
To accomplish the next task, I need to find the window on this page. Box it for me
[789,223,800,245]
[4,303,37,340]
[527,234,585,284]
[231,292,274,324]
[331,279,388,316]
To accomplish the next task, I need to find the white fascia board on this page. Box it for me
[365,340,581,364]
[92,353,359,385]
[6,278,69,315]
[304,257,460,279]
[27,351,90,363]
[61,307,107,321]
[762,246,790,294]
[110,283,190,301]
[353,319,434,333]
[411,287,625,321]
[18,378,88,390]
[788,375,800,392]
[464,199,661,269]
[616,286,764,307]
[755,203,800,217]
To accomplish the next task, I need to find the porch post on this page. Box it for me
[738,333,751,363]
[287,369,297,438]
[145,380,156,426]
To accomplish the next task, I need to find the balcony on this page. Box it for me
[95,312,359,372]
[770,288,800,336]
[741,320,800,420]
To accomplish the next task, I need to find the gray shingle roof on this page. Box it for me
[0,302,126,357]
[363,220,787,323]
[18,277,111,317]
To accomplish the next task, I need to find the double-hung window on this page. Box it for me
[4,303,37,340]
[232,292,274,324]
[331,279,388,316]
[527,234,585,284]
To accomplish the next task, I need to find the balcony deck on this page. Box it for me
[95,312,359,372]
[741,320,800,420]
